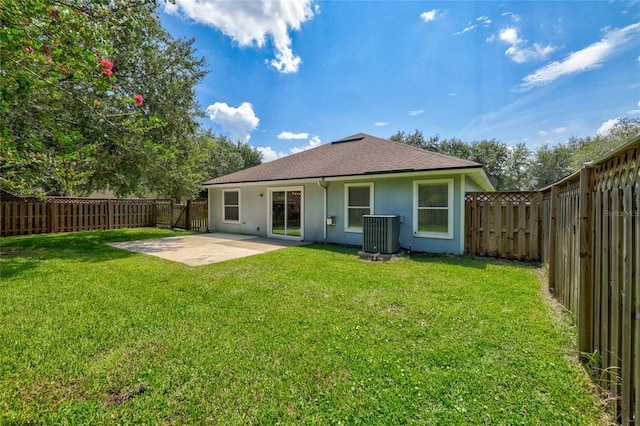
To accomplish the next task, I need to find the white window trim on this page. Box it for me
[222,189,241,224]
[267,186,304,241]
[413,178,454,239]
[344,182,374,233]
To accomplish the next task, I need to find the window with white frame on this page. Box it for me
[222,189,240,223]
[413,179,454,239]
[344,183,373,232]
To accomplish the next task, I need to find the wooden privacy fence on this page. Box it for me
[542,137,639,424]
[155,199,208,231]
[1,197,208,236]
[465,136,638,423]
[464,191,543,261]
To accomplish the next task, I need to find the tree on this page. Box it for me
[390,130,512,189]
[568,117,640,169]
[1,0,158,196]
[237,141,263,169]
[529,144,574,189]
[83,11,208,199]
[437,137,472,160]
[0,0,209,200]
[468,139,509,189]
[502,143,532,190]
[389,130,439,151]
[200,132,262,182]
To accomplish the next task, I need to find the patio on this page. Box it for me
[108,232,303,266]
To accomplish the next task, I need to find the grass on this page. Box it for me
[0,229,607,425]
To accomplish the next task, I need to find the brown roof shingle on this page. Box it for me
[203,133,482,185]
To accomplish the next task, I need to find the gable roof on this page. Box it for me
[203,133,483,185]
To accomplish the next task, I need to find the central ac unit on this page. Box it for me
[362,215,400,254]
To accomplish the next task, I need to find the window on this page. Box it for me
[345,183,373,232]
[413,179,453,239]
[222,189,240,223]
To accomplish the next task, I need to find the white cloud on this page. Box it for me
[454,24,476,36]
[420,9,438,23]
[409,109,424,116]
[257,135,322,162]
[278,131,309,140]
[506,43,557,64]
[257,146,283,163]
[538,126,567,137]
[374,122,389,127]
[206,102,259,142]
[499,27,523,45]
[164,0,316,73]
[501,12,521,22]
[516,23,640,91]
[499,27,556,64]
[290,135,322,153]
[597,118,620,136]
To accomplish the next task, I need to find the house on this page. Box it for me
[202,133,493,254]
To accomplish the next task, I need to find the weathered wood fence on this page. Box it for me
[542,137,639,424]
[1,197,208,236]
[465,191,543,261]
[466,136,639,423]
[155,199,208,232]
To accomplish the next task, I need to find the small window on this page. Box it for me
[222,189,240,223]
[345,183,373,232]
[413,179,453,239]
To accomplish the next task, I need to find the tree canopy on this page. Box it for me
[390,118,640,190]
[0,0,257,200]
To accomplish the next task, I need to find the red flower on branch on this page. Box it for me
[100,58,113,77]
[133,94,144,106]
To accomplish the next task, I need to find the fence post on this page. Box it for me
[536,192,544,262]
[49,201,57,234]
[186,200,191,231]
[548,185,559,293]
[578,166,594,354]
[107,200,114,230]
[170,200,174,229]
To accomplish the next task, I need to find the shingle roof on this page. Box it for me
[203,133,482,185]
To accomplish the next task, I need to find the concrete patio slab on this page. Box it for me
[108,233,303,266]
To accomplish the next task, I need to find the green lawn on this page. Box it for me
[0,229,607,424]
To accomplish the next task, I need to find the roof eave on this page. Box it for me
[202,165,486,187]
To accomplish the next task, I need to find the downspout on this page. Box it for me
[318,178,328,241]
[460,174,466,255]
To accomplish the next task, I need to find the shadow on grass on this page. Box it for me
[295,243,538,272]
[0,228,188,279]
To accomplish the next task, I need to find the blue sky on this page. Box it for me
[159,1,640,161]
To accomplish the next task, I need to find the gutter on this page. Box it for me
[318,178,328,241]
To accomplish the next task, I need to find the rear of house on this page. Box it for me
[203,133,493,254]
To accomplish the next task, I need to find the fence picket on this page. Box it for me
[1,197,207,237]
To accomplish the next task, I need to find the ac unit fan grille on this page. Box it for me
[362,215,400,254]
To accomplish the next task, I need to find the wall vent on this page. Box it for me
[362,215,400,254]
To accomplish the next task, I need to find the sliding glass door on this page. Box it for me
[269,187,303,240]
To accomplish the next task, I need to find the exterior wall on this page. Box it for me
[208,182,325,241]
[208,172,480,254]
[325,174,465,254]
[464,178,484,193]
